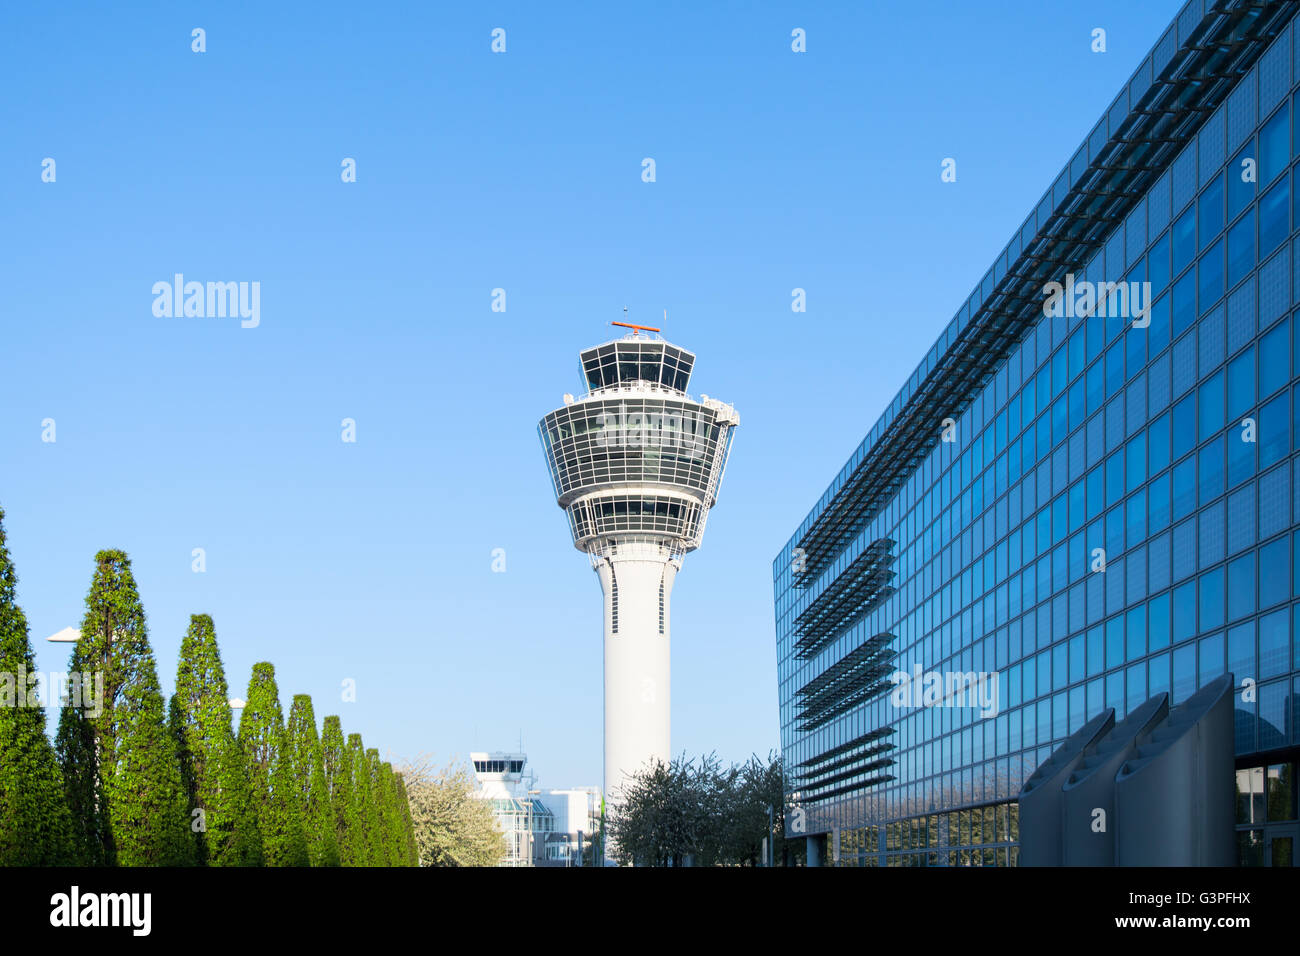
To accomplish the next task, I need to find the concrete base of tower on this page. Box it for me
[590,538,679,805]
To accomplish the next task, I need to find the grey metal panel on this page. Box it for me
[1017,709,1116,866]
[1061,694,1170,866]
[1114,674,1236,866]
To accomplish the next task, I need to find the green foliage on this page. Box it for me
[225,740,265,866]
[705,752,791,866]
[169,614,261,866]
[55,693,104,865]
[286,695,340,867]
[59,550,194,866]
[610,751,796,866]
[0,507,74,865]
[393,772,419,866]
[320,715,356,863]
[609,755,718,866]
[343,734,379,865]
[376,761,407,866]
[3,516,422,869]
[238,663,308,866]
[363,746,386,865]
[398,755,507,867]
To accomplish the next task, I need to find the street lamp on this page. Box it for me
[767,804,775,867]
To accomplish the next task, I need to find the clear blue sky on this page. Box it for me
[1,0,1186,788]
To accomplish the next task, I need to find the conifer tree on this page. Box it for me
[344,733,376,865]
[169,614,261,865]
[379,761,416,866]
[227,740,265,866]
[375,761,401,865]
[286,694,340,867]
[321,715,354,863]
[54,683,103,865]
[57,550,193,866]
[238,663,308,866]
[393,772,420,866]
[0,508,74,865]
[364,747,387,865]
[166,695,197,855]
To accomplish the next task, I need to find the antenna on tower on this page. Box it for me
[613,306,660,337]
[612,321,661,336]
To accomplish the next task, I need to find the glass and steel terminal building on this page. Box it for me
[774,0,1300,866]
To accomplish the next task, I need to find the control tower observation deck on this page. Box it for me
[538,328,739,803]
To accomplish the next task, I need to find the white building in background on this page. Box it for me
[538,787,602,866]
[470,752,601,867]
[538,327,739,805]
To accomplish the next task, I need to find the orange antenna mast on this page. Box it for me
[611,320,661,336]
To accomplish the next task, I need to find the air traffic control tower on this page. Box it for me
[539,324,739,803]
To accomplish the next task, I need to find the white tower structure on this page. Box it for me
[539,325,739,804]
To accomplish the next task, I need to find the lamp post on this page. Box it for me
[767,804,774,867]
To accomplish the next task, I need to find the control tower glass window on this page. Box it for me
[580,342,694,392]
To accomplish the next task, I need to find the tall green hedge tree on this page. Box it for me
[382,761,417,866]
[238,663,308,866]
[169,614,261,866]
[393,772,419,866]
[321,715,354,863]
[344,734,377,865]
[54,658,104,865]
[376,761,403,866]
[0,508,74,865]
[57,550,193,866]
[364,747,388,865]
[286,694,340,867]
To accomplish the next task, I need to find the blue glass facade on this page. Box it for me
[774,0,1300,866]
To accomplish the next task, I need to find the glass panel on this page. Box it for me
[1227,208,1255,287]
[1237,767,1265,824]
[1200,570,1226,633]
[1199,239,1224,309]
[1261,393,1288,467]
[1260,177,1289,257]
[1173,270,1196,337]
[1200,370,1225,441]
[1260,317,1288,398]
[1271,836,1294,867]
[1266,764,1294,822]
[1175,455,1190,515]
[1227,347,1256,420]
[1172,207,1196,273]
[1260,607,1289,677]
[1261,105,1290,185]
[1238,829,1265,866]
[1199,175,1225,249]
[1149,231,1171,293]
[1228,144,1256,220]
